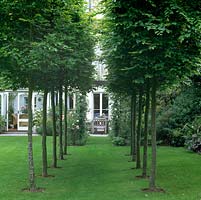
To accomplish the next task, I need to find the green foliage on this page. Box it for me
[34,110,53,136]
[69,93,88,146]
[185,133,201,154]
[33,110,43,128]
[112,136,126,146]
[156,84,201,146]
[184,117,201,154]
[0,0,95,93]
[102,0,201,100]
[34,93,88,145]
[170,129,185,147]
[109,94,131,145]
[0,115,6,133]
[36,119,53,136]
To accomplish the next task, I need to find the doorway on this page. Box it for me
[17,93,28,131]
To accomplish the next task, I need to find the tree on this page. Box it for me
[102,0,201,191]
[0,0,95,189]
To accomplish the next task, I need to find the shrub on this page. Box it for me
[34,93,89,145]
[170,129,185,147]
[36,119,53,136]
[184,117,201,153]
[185,133,201,153]
[112,136,126,146]
[156,84,201,146]
[0,115,6,133]
[33,110,43,127]
[68,110,88,146]
[109,94,131,144]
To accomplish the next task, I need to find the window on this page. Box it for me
[69,95,74,110]
[102,94,108,117]
[93,93,108,119]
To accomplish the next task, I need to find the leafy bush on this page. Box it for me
[34,110,53,136]
[68,110,88,146]
[67,94,88,146]
[185,133,201,153]
[109,94,131,145]
[170,129,185,147]
[112,136,126,146]
[156,84,201,146]
[0,115,6,133]
[36,119,53,136]
[184,117,201,153]
[34,93,89,145]
[33,110,43,127]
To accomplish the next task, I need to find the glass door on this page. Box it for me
[33,93,43,113]
[17,93,28,131]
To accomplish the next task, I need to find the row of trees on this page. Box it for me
[102,0,200,191]
[0,0,95,191]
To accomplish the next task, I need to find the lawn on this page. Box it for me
[0,136,200,200]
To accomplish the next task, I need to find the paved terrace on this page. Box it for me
[0,132,108,137]
[0,132,39,136]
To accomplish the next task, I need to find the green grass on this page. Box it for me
[0,136,201,200]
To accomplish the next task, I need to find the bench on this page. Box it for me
[91,117,108,134]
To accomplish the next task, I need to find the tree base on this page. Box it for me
[50,166,62,169]
[135,175,149,179]
[41,174,55,178]
[142,187,165,193]
[128,160,135,162]
[64,153,71,156]
[22,188,45,193]
[130,167,136,170]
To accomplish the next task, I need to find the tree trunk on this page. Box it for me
[136,87,143,169]
[114,98,120,137]
[27,86,36,191]
[142,81,150,177]
[42,89,48,177]
[131,91,137,161]
[130,96,133,156]
[59,86,64,160]
[149,78,157,189]
[55,91,59,106]
[51,88,57,168]
[64,86,68,155]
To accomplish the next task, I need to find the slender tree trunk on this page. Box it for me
[55,91,59,106]
[27,86,36,191]
[149,78,157,190]
[42,89,48,177]
[142,81,150,177]
[59,86,64,160]
[131,91,137,161]
[130,96,133,156]
[136,87,143,169]
[51,88,57,168]
[114,98,120,137]
[64,86,68,155]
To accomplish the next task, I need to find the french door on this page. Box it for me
[17,93,28,131]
